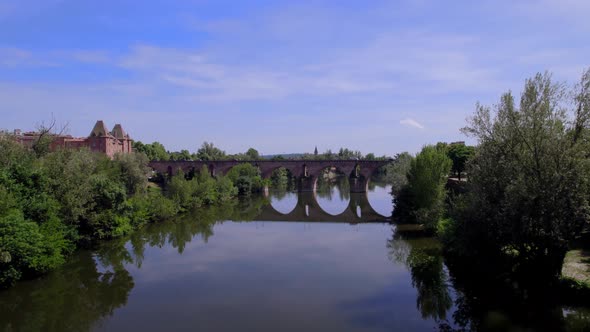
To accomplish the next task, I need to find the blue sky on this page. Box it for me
[1,0,589,156]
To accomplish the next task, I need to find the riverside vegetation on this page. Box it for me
[2,68,590,323]
[393,69,590,309]
[0,135,390,289]
[0,137,283,288]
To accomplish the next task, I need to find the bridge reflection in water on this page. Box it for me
[259,191,389,223]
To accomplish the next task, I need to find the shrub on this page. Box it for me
[394,145,452,231]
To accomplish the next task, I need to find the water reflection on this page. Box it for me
[316,174,351,213]
[265,191,386,223]
[0,245,134,332]
[367,182,393,217]
[387,227,452,321]
[2,181,590,332]
[268,191,298,214]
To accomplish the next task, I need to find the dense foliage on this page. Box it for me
[393,146,452,230]
[168,166,237,209]
[0,137,269,288]
[441,69,590,283]
[225,164,267,195]
[446,144,475,180]
[384,152,413,195]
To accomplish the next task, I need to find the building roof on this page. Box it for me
[111,124,128,139]
[89,120,111,137]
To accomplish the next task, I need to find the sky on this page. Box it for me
[1,0,589,156]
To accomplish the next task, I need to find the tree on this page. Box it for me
[394,146,452,230]
[454,70,590,283]
[113,153,150,195]
[226,164,265,194]
[245,148,260,160]
[447,143,475,180]
[30,117,68,157]
[386,152,413,195]
[169,150,192,161]
[195,142,226,161]
[133,141,169,161]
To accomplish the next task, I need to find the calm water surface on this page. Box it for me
[1,180,590,331]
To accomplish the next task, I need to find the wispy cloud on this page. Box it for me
[69,50,112,64]
[400,118,424,130]
[1,0,588,154]
[0,47,31,66]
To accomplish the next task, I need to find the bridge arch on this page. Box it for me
[313,165,352,216]
[258,164,297,181]
[255,191,387,222]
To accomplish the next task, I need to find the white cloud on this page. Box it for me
[400,118,424,129]
[0,47,60,67]
[0,47,31,66]
[2,0,588,155]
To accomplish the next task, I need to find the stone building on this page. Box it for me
[15,120,133,158]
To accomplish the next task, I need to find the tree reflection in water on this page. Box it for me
[387,226,590,332]
[0,249,134,332]
[316,173,350,202]
[0,197,271,332]
[3,195,590,332]
[387,227,453,322]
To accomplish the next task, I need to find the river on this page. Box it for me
[1,179,589,331]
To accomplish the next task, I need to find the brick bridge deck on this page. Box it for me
[148,159,392,193]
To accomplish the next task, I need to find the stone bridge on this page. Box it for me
[148,159,392,193]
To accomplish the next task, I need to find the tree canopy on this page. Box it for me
[195,142,227,161]
[446,69,590,282]
[447,143,475,180]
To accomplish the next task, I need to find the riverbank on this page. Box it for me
[563,250,590,285]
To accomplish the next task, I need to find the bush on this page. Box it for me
[394,145,452,231]
[226,163,265,194]
[0,211,66,288]
[165,166,238,209]
[0,137,179,288]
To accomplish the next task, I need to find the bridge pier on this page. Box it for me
[349,176,369,193]
[298,176,317,192]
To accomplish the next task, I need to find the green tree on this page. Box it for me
[195,142,226,161]
[169,149,192,161]
[133,141,169,161]
[447,143,475,180]
[245,148,260,160]
[386,152,413,195]
[270,167,291,189]
[0,209,66,288]
[450,70,590,282]
[394,146,452,230]
[113,153,150,195]
[226,163,265,194]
